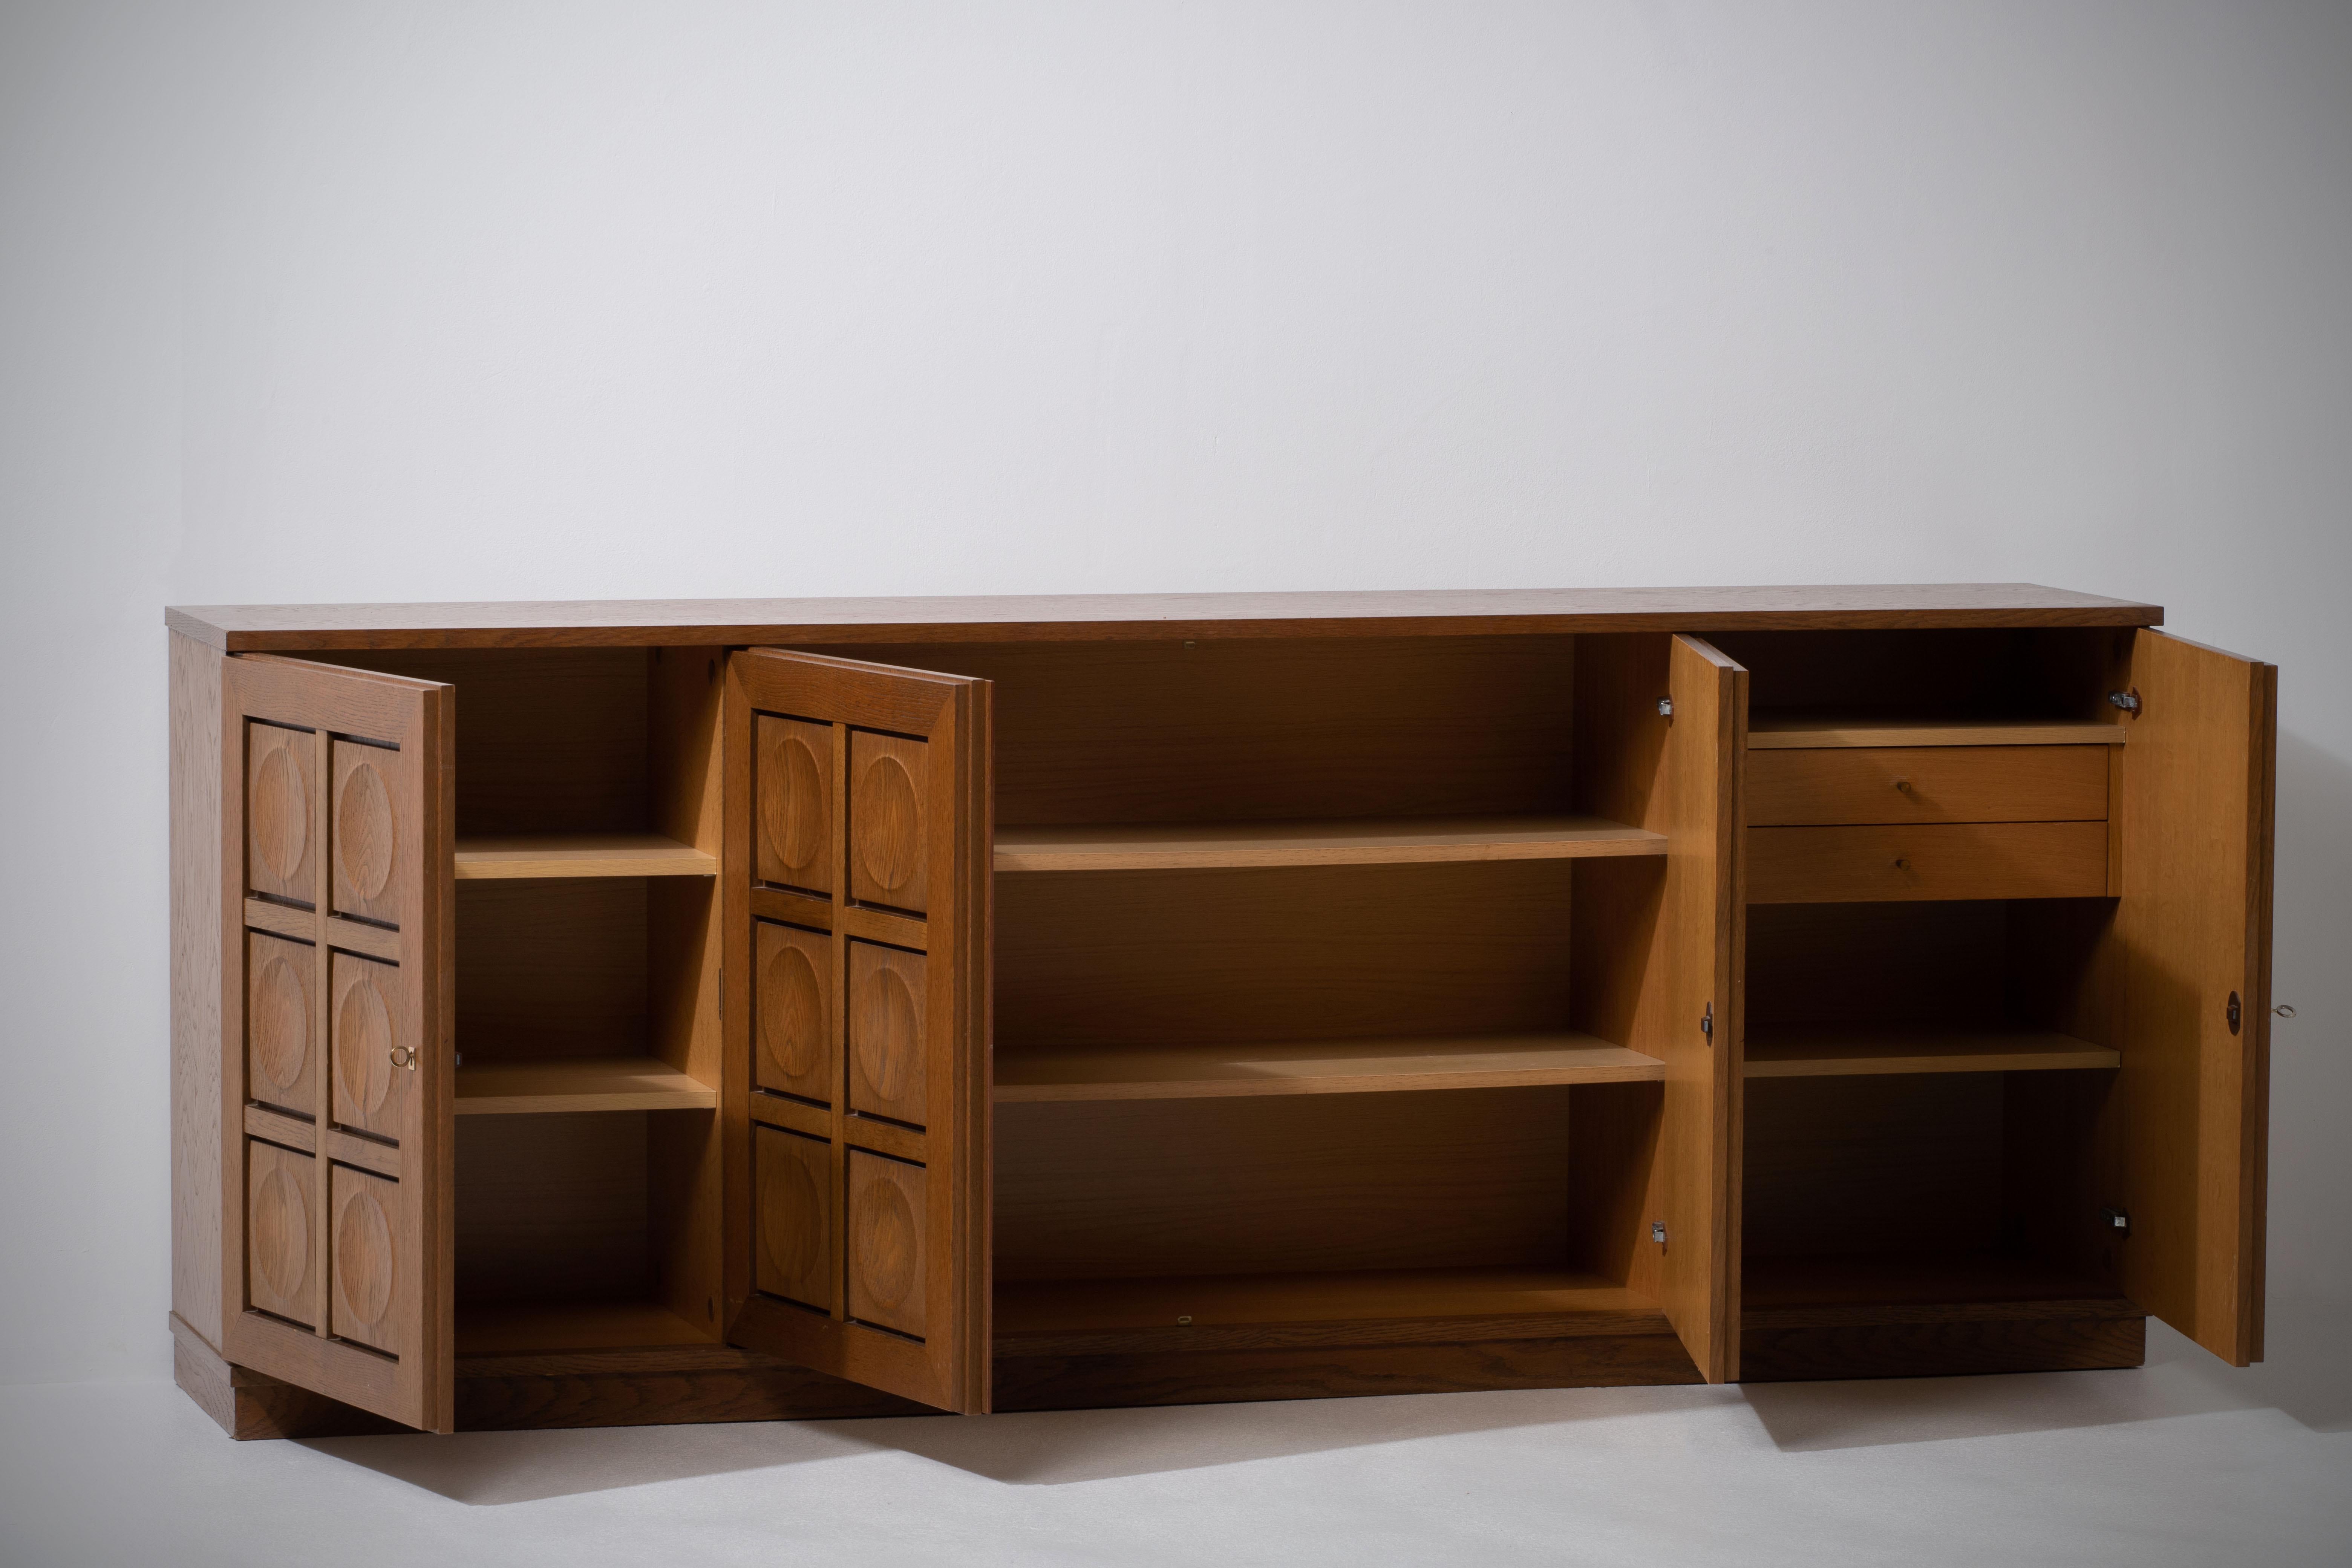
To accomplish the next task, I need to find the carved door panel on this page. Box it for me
[722,649,992,1413]
[221,655,455,1431]
[2115,630,2276,1366]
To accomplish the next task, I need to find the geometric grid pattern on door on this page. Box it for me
[219,655,453,1432]
[722,649,992,1414]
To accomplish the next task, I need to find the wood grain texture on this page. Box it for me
[245,931,317,1117]
[1748,717,2125,749]
[1572,635,1746,1383]
[754,921,834,1102]
[1739,1314,2144,1381]
[1747,746,2111,826]
[456,879,645,1060]
[997,861,1575,1052]
[164,583,2165,651]
[456,1301,713,1355]
[995,1033,1662,1102]
[1742,1074,2006,1260]
[1747,821,2108,903]
[455,1056,718,1114]
[994,1089,1575,1281]
[172,632,227,1345]
[1743,1027,2119,1078]
[453,834,717,879]
[2112,630,2275,1366]
[222,655,454,1433]
[994,815,1663,871]
[456,1112,648,1305]
[992,1331,1703,1412]
[753,1126,835,1312]
[755,716,833,891]
[723,648,992,1413]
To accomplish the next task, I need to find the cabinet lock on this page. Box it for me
[2227,992,2242,1035]
[389,1044,418,1071]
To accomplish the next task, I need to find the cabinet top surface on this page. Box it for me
[165,583,2161,650]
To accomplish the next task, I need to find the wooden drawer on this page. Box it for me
[1747,821,2109,903]
[1749,746,2111,827]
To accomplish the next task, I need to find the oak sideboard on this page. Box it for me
[162,585,2274,1438]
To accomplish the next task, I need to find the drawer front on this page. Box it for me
[1748,821,2109,903]
[1748,745,2111,827]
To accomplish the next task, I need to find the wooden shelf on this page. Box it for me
[997,1267,1659,1336]
[995,1032,1663,1102]
[1748,714,2127,750]
[456,1056,718,1114]
[453,833,717,880]
[1743,1027,2119,1079]
[994,815,1665,872]
[456,1301,717,1357]
[1741,1254,2129,1312]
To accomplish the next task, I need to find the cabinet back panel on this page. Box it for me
[1706,628,2128,724]
[311,649,651,836]
[998,862,1574,1051]
[456,1112,649,1303]
[995,1089,1575,1280]
[816,637,1576,825]
[458,880,648,1060]
[1743,1075,2004,1259]
[1746,902,2007,1029]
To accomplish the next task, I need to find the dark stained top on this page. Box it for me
[165,583,2162,651]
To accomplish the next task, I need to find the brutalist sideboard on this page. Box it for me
[162,585,2275,1437]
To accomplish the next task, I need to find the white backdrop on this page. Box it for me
[3,0,2346,1388]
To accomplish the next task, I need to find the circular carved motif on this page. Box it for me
[336,971,395,1116]
[253,1166,308,1301]
[337,762,396,900]
[252,745,308,884]
[858,1177,918,1310]
[761,736,826,877]
[854,755,921,892]
[854,965,920,1106]
[758,941,824,1085]
[337,1185,395,1326]
[760,1155,822,1290]
[252,953,309,1093]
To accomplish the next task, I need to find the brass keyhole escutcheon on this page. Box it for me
[389,1044,417,1070]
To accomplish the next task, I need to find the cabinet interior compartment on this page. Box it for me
[1707,626,2134,736]
[315,646,726,1354]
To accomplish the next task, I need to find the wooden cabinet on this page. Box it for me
[162,587,2275,1438]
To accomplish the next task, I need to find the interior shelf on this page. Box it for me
[996,1267,1658,1335]
[1740,1255,2130,1312]
[995,1032,1663,1102]
[453,833,718,880]
[1743,1027,2119,1079]
[455,1300,717,1356]
[993,815,1665,872]
[455,1056,718,1115]
[1747,714,2126,750]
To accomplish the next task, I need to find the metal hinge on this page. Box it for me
[2228,991,2241,1035]
[1700,1002,1714,1044]
[1651,1222,1667,1245]
[1657,697,1674,719]
[2102,1207,2130,1235]
[2108,689,2141,715]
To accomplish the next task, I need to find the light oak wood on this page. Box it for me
[723,648,993,1415]
[453,833,718,879]
[163,583,2166,652]
[1743,1027,2120,1078]
[221,654,454,1432]
[172,636,227,1350]
[1747,820,2109,903]
[1747,745,2110,826]
[456,1301,715,1355]
[1749,716,2125,749]
[997,1268,1656,1335]
[2112,630,2276,1366]
[994,1033,1663,1102]
[994,815,1664,871]
[455,1056,718,1114]
[995,1089,1576,1282]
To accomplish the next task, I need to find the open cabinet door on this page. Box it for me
[722,649,993,1413]
[220,655,455,1432]
[1576,634,1747,1382]
[2115,629,2276,1366]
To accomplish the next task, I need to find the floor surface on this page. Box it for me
[5,1306,2349,1567]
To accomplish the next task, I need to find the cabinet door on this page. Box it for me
[220,655,455,1432]
[2116,630,2276,1365]
[721,649,993,1413]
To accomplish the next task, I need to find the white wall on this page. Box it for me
[3,0,2347,1386]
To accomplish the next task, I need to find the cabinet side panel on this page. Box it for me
[172,631,226,1346]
